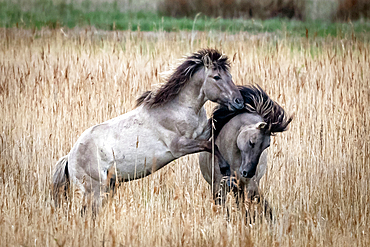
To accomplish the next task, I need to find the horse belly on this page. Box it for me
[113,139,174,181]
[67,108,177,184]
[97,123,174,181]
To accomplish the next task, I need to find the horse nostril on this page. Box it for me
[241,170,255,178]
[242,170,248,177]
[234,98,244,109]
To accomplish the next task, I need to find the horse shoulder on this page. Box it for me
[172,106,208,139]
[194,108,210,140]
[215,117,243,167]
[148,105,193,137]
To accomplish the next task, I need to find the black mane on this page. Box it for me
[212,85,293,138]
[136,48,230,108]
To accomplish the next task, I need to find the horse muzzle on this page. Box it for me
[240,165,257,179]
[229,97,244,111]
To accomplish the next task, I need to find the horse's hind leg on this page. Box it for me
[106,165,119,196]
[76,174,105,216]
[78,166,118,216]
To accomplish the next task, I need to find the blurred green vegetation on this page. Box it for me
[0,0,369,37]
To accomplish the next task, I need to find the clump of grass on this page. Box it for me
[0,28,369,246]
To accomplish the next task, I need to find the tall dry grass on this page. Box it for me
[0,28,369,246]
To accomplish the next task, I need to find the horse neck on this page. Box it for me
[176,71,207,113]
[215,117,242,165]
[238,113,264,126]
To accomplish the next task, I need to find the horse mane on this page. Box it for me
[136,48,230,108]
[212,85,293,138]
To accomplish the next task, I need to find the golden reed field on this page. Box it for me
[0,28,369,246]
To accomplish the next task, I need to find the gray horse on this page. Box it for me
[52,48,244,210]
[199,85,292,208]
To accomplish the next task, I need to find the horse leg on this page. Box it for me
[261,197,273,221]
[215,176,240,205]
[245,180,273,222]
[72,171,104,216]
[86,181,104,215]
[198,152,228,205]
[212,144,231,176]
[170,136,231,176]
[246,178,260,202]
[69,140,109,215]
[245,195,273,223]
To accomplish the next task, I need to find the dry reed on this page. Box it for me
[0,27,369,246]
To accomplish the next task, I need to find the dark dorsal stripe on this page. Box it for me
[212,85,293,138]
[136,48,230,108]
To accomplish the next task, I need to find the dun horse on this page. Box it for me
[53,48,244,210]
[199,85,292,207]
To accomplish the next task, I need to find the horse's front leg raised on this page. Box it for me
[170,136,231,176]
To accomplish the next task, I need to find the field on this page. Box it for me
[2,1,370,36]
[0,28,369,246]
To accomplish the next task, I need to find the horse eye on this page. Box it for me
[249,140,255,148]
[213,75,221,80]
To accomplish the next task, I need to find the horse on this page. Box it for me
[52,48,244,211]
[199,85,292,212]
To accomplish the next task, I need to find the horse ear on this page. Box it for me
[256,122,267,130]
[202,54,212,69]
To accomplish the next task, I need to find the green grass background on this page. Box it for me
[1,0,369,37]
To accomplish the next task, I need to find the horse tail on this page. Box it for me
[52,155,70,206]
[136,90,152,107]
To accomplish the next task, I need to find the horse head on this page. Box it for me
[196,50,243,110]
[237,122,271,179]
[201,63,244,110]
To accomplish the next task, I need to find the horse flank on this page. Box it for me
[212,85,293,138]
[136,48,230,108]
